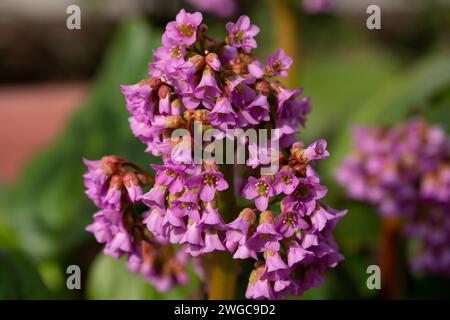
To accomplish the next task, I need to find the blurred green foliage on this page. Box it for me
[1,2,450,300]
[0,18,160,298]
[323,52,450,299]
[87,255,200,300]
[7,18,159,259]
[328,53,450,178]
[0,248,50,299]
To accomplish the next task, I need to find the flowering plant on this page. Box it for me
[84,9,346,299]
[337,118,450,277]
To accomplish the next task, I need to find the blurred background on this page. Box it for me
[1,0,450,299]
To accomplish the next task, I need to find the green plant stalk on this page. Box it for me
[268,0,301,88]
[205,1,300,298]
[205,163,238,299]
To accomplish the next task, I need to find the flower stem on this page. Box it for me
[268,0,301,87]
[379,216,406,299]
[205,164,238,299]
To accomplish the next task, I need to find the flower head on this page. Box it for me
[187,167,229,202]
[243,177,275,212]
[165,9,203,46]
[267,49,293,77]
[247,211,283,252]
[226,15,260,53]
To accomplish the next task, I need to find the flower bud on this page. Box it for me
[171,98,183,116]
[199,23,208,33]
[189,54,205,70]
[259,210,275,225]
[184,109,210,124]
[162,115,184,128]
[136,172,153,185]
[290,142,307,162]
[239,208,256,223]
[255,80,271,95]
[109,174,123,189]
[140,77,161,89]
[101,155,119,176]
[123,172,138,188]
[205,52,221,71]
[141,241,157,265]
[248,265,264,284]
[196,109,210,122]
[158,84,171,99]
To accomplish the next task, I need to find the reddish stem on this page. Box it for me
[379,217,406,299]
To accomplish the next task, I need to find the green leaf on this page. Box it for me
[0,248,50,299]
[333,201,381,298]
[326,53,450,181]
[86,254,200,300]
[0,189,17,248]
[6,18,161,260]
[423,86,450,131]
[319,53,450,298]
[301,48,400,143]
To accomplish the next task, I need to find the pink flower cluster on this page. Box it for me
[337,118,450,276]
[84,9,346,298]
[84,156,189,291]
